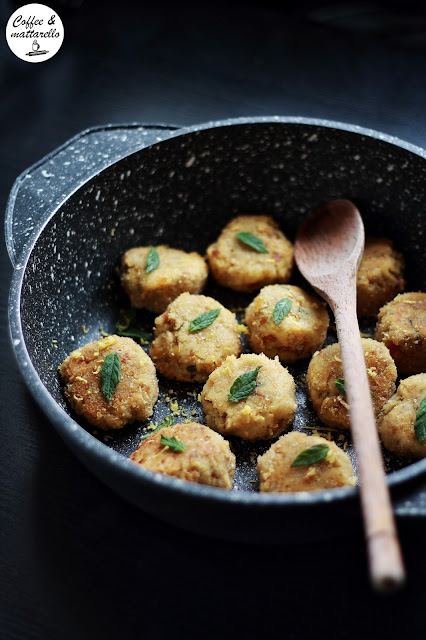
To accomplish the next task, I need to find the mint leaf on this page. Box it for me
[116,328,151,342]
[236,232,268,254]
[335,378,346,395]
[415,397,426,444]
[142,415,174,441]
[189,308,221,333]
[115,309,151,342]
[160,434,187,452]
[335,377,373,399]
[116,308,136,331]
[228,366,261,403]
[101,353,121,402]
[291,444,329,467]
[146,246,160,273]
[273,297,293,325]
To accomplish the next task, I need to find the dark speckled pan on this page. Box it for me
[6,117,426,543]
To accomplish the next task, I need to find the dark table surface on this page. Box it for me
[2,1,426,638]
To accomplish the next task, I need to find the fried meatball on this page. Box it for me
[201,353,296,441]
[206,215,294,292]
[378,374,426,459]
[130,422,236,489]
[375,292,426,374]
[121,245,208,313]
[356,237,405,318]
[60,335,158,430]
[150,293,241,383]
[307,338,397,429]
[245,284,329,362]
[257,432,356,492]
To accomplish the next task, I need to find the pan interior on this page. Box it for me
[19,122,426,492]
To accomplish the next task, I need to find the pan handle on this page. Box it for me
[5,123,179,268]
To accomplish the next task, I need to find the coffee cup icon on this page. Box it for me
[25,38,48,57]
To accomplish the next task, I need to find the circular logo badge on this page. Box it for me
[6,3,64,63]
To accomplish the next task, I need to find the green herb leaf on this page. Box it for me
[228,366,261,403]
[189,308,221,333]
[335,378,346,395]
[142,415,174,441]
[335,377,373,399]
[115,309,151,343]
[146,246,160,273]
[160,434,187,452]
[236,232,269,254]
[414,397,426,444]
[116,308,136,331]
[291,444,330,467]
[116,328,151,342]
[273,297,293,325]
[101,353,121,402]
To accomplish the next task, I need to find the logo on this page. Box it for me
[6,3,64,63]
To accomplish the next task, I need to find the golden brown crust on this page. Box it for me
[257,432,356,492]
[130,422,236,489]
[378,374,426,459]
[121,245,208,313]
[150,293,241,383]
[206,215,294,292]
[356,237,405,318]
[306,338,397,429]
[60,335,158,430]
[201,352,296,441]
[245,284,329,362]
[375,292,426,374]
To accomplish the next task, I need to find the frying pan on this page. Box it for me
[7,117,426,543]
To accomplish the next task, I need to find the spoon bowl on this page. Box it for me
[295,199,364,304]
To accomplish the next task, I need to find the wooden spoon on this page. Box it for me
[295,199,405,591]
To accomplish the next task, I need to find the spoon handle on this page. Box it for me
[333,296,405,591]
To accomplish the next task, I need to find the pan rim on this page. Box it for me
[8,115,426,508]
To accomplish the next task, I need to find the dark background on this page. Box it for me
[2,1,426,638]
